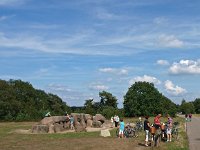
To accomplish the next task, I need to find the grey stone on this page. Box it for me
[32,125,49,133]
[100,129,111,137]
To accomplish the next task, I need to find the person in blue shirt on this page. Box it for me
[69,115,74,130]
[119,118,125,138]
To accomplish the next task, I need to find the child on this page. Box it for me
[167,114,173,142]
[119,118,125,138]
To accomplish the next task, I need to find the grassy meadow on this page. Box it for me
[0,116,188,150]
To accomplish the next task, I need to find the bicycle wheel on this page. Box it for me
[134,127,139,137]
[173,129,178,140]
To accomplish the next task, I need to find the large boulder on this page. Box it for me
[80,114,86,128]
[93,114,106,123]
[86,119,93,127]
[92,120,102,128]
[48,124,55,133]
[63,121,70,129]
[32,125,49,133]
[75,124,86,132]
[85,114,92,120]
[40,116,68,125]
[72,113,87,131]
[54,123,64,133]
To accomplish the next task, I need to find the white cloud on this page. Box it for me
[169,59,200,74]
[0,16,9,21]
[164,80,187,95]
[0,0,26,6]
[157,59,169,66]
[89,84,109,91]
[0,31,131,56]
[158,34,184,48]
[0,15,16,22]
[129,75,161,85]
[99,68,116,73]
[99,67,128,75]
[153,17,168,25]
[29,23,62,29]
[95,8,123,20]
[45,84,92,106]
[47,84,72,92]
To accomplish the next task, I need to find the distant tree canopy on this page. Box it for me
[123,81,177,117]
[193,98,200,114]
[82,91,120,119]
[0,79,71,121]
[180,99,195,114]
[99,90,118,109]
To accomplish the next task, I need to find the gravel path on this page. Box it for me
[186,116,200,150]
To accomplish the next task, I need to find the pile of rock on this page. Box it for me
[32,113,106,134]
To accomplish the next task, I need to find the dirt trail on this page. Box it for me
[186,116,200,150]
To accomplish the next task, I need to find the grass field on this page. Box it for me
[193,114,200,117]
[0,116,189,150]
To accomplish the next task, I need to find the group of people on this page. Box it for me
[185,113,192,122]
[144,114,173,147]
[111,115,125,138]
[110,115,120,128]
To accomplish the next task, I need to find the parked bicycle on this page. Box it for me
[116,124,138,138]
[172,122,179,140]
[135,121,143,131]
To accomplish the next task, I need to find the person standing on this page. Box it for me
[118,118,125,138]
[166,114,173,142]
[144,116,150,147]
[154,114,161,129]
[153,114,162,147]
[114,115,117,127]
[185,114,188,122]
[116,115,120,127]
[69,115,74,130]
[189,113,192,122]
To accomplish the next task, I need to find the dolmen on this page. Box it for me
[32,113,106,134]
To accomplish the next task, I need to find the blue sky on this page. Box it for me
[1,0,200,107]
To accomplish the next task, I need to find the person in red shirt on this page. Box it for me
[154,114,161,129]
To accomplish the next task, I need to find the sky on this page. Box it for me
[1,0,200,107]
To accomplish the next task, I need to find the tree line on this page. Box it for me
[0,79,199,121]
[0,79,71,121]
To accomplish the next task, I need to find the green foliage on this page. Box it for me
[193,98,200,114]
[99,91,118,108]
[0,79,71,121]
[81,91,119,117]
[84,99,96,115]
[180,100,195,114]
[101,106,119,119]
[123,81,177,117]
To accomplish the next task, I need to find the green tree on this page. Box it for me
[193,98,200,114]
[84,99,96,115]
[123,81,177,117]
[180,100,195,114]
[0,79,71,121]
[99,91,118,108]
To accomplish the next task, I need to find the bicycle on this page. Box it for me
[116,125,138,138]
[135,121,143,132]
[171,122,179,140]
